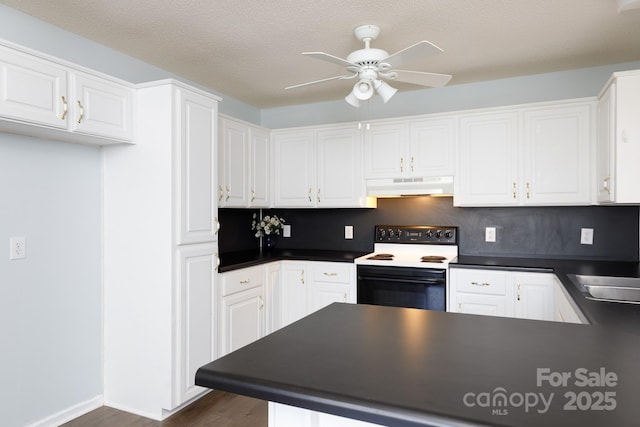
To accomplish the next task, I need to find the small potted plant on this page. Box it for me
[252,213,286,250]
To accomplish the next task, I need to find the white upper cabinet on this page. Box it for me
[521,103,592,205]
[0,41,134,144]
[177,89,219,245]
[315,126,365,207]
[410,117,456,176]
[364,117,455,179]
[273,124,372,208]
[273,130,316,207]
[219,116,270,207]
[596,71,640,204]
[364,121,408,178]
[456,111,519,205]
[71,71,133,141]
[0,45,68,129]
[455,100,594,206]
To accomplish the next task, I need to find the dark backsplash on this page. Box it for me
[219,197,639,261]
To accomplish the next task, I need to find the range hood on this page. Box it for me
[366,176,454,197]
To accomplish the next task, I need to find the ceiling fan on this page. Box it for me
[286,24,452,107]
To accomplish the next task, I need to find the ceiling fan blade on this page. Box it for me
[390,70,452,88]
[285,74,355,90]
[302,52,357,68]
[384,41,443,68]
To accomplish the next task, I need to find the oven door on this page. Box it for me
[357,265,446,311]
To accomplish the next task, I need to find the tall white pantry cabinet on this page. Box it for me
[103,80,220,419]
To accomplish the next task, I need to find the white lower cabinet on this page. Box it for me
[176,245,218,405]
[218,265,266,357]
[554,277,587,324]
[269,403,378,427]
[278,261,356,331]
[449,268,557,321]
[512,272,555,321]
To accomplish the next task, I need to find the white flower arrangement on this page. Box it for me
[252,213,286,238]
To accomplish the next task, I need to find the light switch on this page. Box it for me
[283,224,291,238]
[345,225,354,240]
[580,228,594,245]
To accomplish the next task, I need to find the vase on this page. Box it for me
[263,234,277,250]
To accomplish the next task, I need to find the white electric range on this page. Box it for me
[354,225,459,311]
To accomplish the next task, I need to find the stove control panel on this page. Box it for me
[375,225,458,244]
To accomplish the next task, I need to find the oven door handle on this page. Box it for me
[358,275,445,286]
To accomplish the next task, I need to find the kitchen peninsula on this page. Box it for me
[196,303,640,427]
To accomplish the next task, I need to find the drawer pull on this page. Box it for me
[61,96,68,120]
[240,278,251,284]
[323,272,338,276]
[471,281,491,287]
[517,284,521,301]
[77,100,84,123]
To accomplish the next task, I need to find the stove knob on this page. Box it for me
[425,229,433,238]
[388,228,395,238]
[444,230,453,239]
[396,229,403,239]
[379,229,386,239]
[435,230,443,239]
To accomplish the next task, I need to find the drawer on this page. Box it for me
[451,269,508,295]
[220,267,263,296]
[312,262,352,284]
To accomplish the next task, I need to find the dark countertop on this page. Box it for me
[218,248,368,272]
[450,256,640,336]
[196,303,640,427]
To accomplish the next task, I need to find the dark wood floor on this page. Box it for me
[61,391,268,427]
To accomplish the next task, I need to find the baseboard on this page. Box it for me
[27,395,103,427]
[102,400,164,421]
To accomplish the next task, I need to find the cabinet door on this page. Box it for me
[310,283,351,313]
[409,117,455,176]
[249,127,271,207]
[554,277,585,324]
[364,121,408,178]
[219,286,264,357]
[0,45,68,129]
[522,103,592,205]
[273,131,315,207]
[175,244,216,405]
[611,74,640,203]
[316,126,363,207]
[455,112,519,206]
[512,273,555,321]
[279,262,309,327]
[176,88,218,244]
[596,85,615,203]
[453,293,510,317]
[71,71,133,141]
[220,117,249,207]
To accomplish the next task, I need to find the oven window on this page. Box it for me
[357,265,446,311]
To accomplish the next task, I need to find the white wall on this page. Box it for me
[0,134,102,426]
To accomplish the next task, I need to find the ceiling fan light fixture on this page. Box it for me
[374,79,397,103]
[353,79,374,100]
[345,91,360,107]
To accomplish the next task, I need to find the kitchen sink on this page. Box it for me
[568,274,640,304]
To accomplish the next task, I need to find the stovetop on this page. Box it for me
[356,226,459,269]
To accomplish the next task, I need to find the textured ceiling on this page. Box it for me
[2,0,640,108]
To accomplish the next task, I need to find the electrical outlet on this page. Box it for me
[283,224,291,238]
[485,227,496,243]
[580,228,594,245]
[344,225,354,240]
[10,236,26,260]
